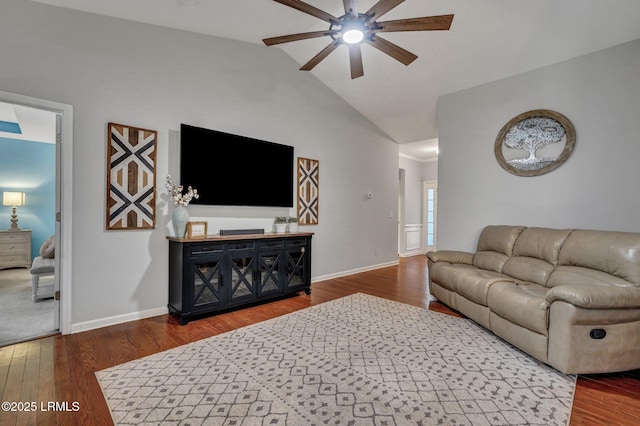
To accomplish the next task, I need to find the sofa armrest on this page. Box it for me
[426,250,474,265]
[546,284,640,309]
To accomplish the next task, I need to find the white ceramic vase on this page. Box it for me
[172,205,190,238]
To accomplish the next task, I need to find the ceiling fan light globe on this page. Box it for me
[342,29,364,44]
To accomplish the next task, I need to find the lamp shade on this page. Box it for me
[3,191,25,207]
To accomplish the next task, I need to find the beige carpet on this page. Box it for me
[97,293,576,425]
[0,268,56,346]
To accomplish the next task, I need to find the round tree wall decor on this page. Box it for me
[494,109,576,177]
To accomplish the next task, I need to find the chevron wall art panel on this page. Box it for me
[297,157,319,225]
[106,122,157,230]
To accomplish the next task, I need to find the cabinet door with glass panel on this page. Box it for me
[284,239,310,293]
[187,251,225,313]
[257,239,285,297]
[226,242,258,306]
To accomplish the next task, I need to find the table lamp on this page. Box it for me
[3,191,25,229]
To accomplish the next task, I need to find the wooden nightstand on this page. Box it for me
[0,229,32,270]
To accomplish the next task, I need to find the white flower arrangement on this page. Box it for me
[166,175,199,206]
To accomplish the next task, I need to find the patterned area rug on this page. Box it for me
[96,293,576,425]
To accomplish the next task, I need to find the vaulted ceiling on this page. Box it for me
[30,0,640,160]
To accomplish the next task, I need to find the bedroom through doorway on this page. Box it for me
[0,94,70,346]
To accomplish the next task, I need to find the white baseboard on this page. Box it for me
[70,306,169,334]
[69,261,400,334]
[398,249,425,258]
[311,260,400,283]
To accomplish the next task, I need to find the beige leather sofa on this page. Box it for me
[427,225,640,374]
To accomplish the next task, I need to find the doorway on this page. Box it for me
[0,91,73,343]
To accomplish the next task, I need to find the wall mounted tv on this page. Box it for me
[180,124,294,207]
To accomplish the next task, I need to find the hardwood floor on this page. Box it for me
[1,255,638,425]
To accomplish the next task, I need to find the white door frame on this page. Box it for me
[0,90,73,335]
[397,168,405,256]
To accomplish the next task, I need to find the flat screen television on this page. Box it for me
[180,124,294,207]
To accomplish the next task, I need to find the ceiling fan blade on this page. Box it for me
[349,44,364,79]
[376,15,454,32]
[343,0,358,16]
[300,39,341,71]
[263,30,339,46]
[365,0,405,23]
[366,35,417,66]
[273,0,339,24]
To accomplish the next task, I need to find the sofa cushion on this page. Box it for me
[426,250,474,265]
[546,283,640,309]
[512,227,572,265]
[452,269,513,306]
[502,227,573,286]
[472,225,525,272]
[548,266,634,289]
[557,229,640,285]
[473,251,510,274]
[503,256,555,287]
[475,225,526,255]
[429,262,476,291]
[488,282,549,335]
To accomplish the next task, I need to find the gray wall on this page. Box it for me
[422,161,438,183]
[398,157,439,225]
[0,0,399,327]
[437,39,640,251]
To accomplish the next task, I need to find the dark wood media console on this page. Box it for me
[168,232,313,325]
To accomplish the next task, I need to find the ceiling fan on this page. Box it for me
[263,0,454,79]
